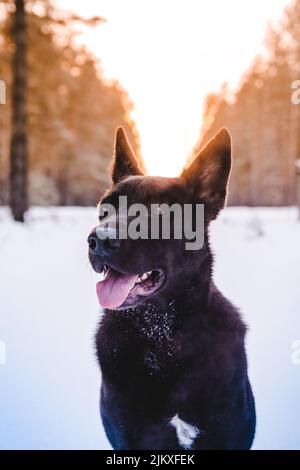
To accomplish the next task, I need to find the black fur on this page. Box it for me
[89,127,256,450]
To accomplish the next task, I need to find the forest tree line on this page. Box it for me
[1,0,299,211]
[0,0,140,209]
[196,0,300,206]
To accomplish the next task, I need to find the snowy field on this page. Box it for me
[0,206,299,450]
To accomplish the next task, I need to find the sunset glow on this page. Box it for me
[58,0,291,177]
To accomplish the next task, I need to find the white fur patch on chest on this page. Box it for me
[170,414,201,449]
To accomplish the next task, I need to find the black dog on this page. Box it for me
[88,127,256,450]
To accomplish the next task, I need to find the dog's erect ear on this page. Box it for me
[112,126,144,184]
[181,128,232,220]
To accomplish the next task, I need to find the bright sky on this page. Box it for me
[58,0,291,176]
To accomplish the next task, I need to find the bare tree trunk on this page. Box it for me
[9,0,28,222]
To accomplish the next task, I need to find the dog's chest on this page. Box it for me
[98,302,179,376]
[139,302,177,370]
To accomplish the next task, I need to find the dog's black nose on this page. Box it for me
[88,230,120,256]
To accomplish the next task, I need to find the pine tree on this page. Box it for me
[0,0,141,208]
[9,0,28,222]
[197,0,300,206]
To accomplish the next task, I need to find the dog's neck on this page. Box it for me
[120,272,213,329]
[100,254,216,378]
[112,276,214,377]
[119,241,214,321]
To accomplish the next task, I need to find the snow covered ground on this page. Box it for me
[0,206,299,450]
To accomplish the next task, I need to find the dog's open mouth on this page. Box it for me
[96,266,165,309]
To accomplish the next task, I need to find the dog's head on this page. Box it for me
[88,127,231,310]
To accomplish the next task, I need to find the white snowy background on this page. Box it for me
[0,206,299,449]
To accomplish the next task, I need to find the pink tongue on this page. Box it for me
[96,269,139,309]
